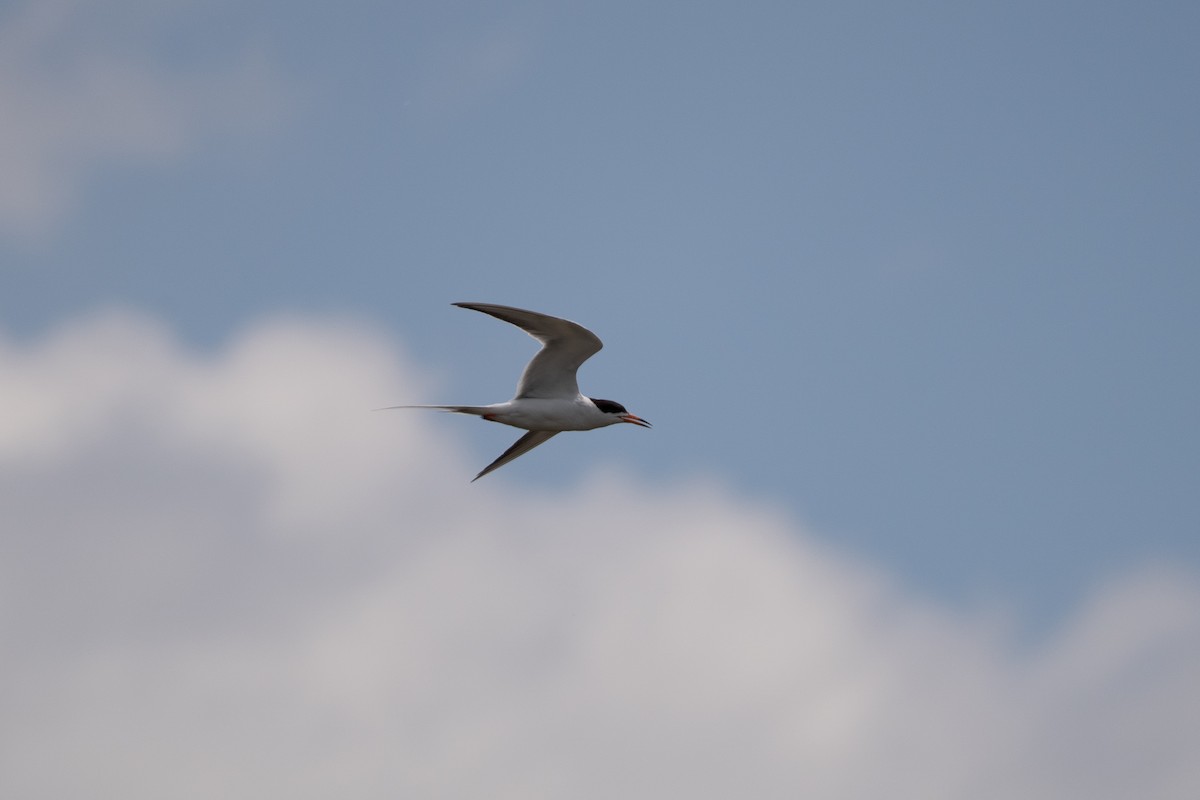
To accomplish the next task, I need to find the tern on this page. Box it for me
[386,303,651,481]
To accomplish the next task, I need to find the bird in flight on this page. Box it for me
[386,303,651,481]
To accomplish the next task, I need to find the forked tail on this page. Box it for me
[376,404,494,416]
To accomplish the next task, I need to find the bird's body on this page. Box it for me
[387,303,650,481]
[410,397,626,432]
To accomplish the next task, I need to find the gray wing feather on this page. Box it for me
[472,430,559,482]
[454,303,602,399]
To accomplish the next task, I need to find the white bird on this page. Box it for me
[386,302,651,481]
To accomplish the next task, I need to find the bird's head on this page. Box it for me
[589,397,652,428]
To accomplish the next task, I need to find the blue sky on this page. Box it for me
[7,0,1197,621]
[2,2,1199,794]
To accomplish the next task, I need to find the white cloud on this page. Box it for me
[1,310,1198,799]
[0,0,288,239]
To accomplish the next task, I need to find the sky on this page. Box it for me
[1,0,1198,796]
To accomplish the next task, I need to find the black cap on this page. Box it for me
[589,397,628,414]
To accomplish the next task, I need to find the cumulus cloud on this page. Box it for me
[1,310,1198,799]
[0,0,287,238]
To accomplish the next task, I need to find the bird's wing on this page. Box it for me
[454,303,603,399]
[472,430,559,482]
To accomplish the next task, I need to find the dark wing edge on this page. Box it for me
[452,302,603,354]
[471,430,560,482]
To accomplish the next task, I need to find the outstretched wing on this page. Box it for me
[454,303,603,399]
[472,430,559,482]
